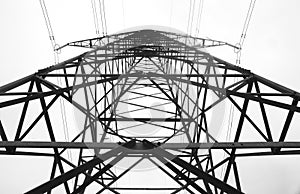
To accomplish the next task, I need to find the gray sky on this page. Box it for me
[0,0,300,193]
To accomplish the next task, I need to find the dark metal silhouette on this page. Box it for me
[0,29,300,193]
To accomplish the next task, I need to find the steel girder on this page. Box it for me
[0,29,300,193]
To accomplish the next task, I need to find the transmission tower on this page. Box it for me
[0,29,300,193]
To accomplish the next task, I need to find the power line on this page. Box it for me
[39,0,72,164]
[101,0,108,35]
[189,0,196,35]
[236,0,256,64]
[187,0,203,37]
[39,0,58,64]
[186,0,193,35]
[98,0,106,35]
[195,0,204,37]
[91,0,107,36]
[91,0,101,37]
[221,0,257,177]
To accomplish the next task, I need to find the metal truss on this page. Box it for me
[0,29,300,193]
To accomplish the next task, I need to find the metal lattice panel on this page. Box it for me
[0,29,300,193]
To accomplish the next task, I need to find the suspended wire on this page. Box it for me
[186,0,193,35]
[220,101,234,178]
[187,0,203,37]
[221,0,257,179]
[188,0,196,35]
[186,0,196,45]
[236,0,256,64]
[39,0,58,64]
[91,0,107,36]
[39,0,54,42]
[59,90,73,162]
[195,0,204,37]
[101,0,108,35]
[98,0,106,35]
[91,0,101,37]
[39,0,72,163]
[240,0,256,46]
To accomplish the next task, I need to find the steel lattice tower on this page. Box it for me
[0,29,300,193]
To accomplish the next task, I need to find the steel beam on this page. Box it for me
[1,141,300,149]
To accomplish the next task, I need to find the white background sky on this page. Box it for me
[0,0,300,193]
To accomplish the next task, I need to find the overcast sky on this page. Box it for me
[0,0,300,193]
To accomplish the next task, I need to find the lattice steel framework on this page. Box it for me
[0,29,300,193]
